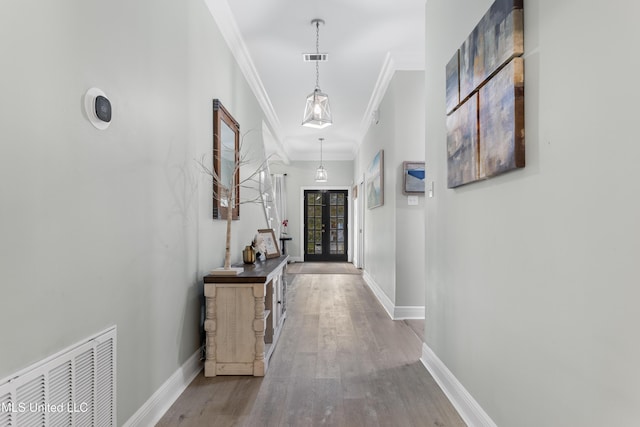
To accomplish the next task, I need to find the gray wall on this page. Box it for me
[0,0,270,423]
[270,160,355,261]
[355,71,426,308]
[392,72,426,307]
[356,88,397,302]
[425,0,640,425]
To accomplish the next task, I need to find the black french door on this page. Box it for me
[304,190,348,262]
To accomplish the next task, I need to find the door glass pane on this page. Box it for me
[306,192,323,255]
[323,190,345,255]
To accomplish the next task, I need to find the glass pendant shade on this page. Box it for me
[315,165,328,182]
[315,137,328,182]
[302,19,332,129]
[302,88,332,129]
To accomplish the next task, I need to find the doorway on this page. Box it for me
[354,180,364,269]
[304,190,348,262]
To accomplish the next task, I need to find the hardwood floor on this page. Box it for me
[285,262,362,275]
[403,319,425,342]
[157,273,465,427]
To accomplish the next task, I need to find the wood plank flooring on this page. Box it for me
[285,262,362,275]
[157,273,465,427]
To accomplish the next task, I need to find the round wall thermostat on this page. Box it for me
[84,87,112,130]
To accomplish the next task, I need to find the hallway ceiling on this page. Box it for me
[205,0,425,162]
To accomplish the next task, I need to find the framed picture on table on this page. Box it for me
[257,229,281,259]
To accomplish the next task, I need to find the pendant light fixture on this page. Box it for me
[302,19,333,129]
[315,138,328,182]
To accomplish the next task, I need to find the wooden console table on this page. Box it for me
[203,255,288,376]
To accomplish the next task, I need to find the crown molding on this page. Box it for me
[357,52,396,146]
[355,51,424,151]
[204,0,285,161]
[262,121,290,165]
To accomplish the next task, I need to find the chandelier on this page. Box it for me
[302,19,333,129]
[315,138,328,182]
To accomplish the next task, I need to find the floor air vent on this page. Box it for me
[0,326,116,426]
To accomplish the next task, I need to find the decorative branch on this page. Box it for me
[197,127,275,269]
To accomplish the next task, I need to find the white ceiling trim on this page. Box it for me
[353,51,425,157]
[262,121,290,165]
[203,0,288,163]
[356,52,396,152]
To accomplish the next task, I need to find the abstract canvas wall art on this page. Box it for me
[366,150,384,209]
[447,95,479,188]
[479,58,525,178]
[459,0,523,101]
[446,51,460,114]
[403,162,426,194]
[446,0,524,188]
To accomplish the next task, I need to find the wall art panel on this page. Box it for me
[446,50,460,114]
[447,94,479,188]
[459,0,523,101]
[366,150,384,209]
[479,57,525,179]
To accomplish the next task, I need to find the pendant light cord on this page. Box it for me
[315,20,320,90]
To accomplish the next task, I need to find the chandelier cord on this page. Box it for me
[315,20,320,90]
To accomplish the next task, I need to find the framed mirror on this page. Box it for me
[213,99,240,220]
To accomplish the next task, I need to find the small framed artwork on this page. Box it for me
[257,228,281,259]
[366,150,384,209]
[403,161,426,194]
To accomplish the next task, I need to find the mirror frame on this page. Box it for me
[213,99,240,220]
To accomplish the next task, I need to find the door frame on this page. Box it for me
[355,179,365,269]
[299,186,351,263]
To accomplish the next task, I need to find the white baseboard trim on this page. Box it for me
[123,347,203,427]
[394,306,425,320]
[420,343,497,427]
[289,256,304,263]
[362,270,425,320]
[362,270,395,319]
